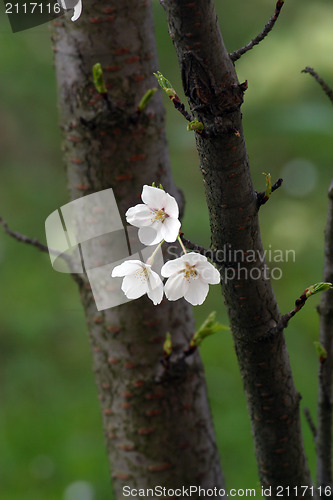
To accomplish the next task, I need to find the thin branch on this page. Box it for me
[303,407,317,440]
[0,216,51,254]
[302,67,333,105]
[230,0,285,62]
[276,295,307,331]
[273,284,330,333]
[172,98,193,122]
[1,217,85,287]
[0,216,73,267]
[180,234,214,260]
[257,177,283,208]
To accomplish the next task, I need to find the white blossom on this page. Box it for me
[126,185,181,245]
[112,260,163,305]
[161,252,220,306]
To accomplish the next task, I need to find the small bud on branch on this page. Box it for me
[93,63,107,95]
[184,312,229,356]
[138,88,157,112]
[187,119,204,133]
[262,172,272,200]
[305,282,333,299]
[257,177,283,208]
[154,71,193,122]
[163,332,172,359]
[313,341,328,363]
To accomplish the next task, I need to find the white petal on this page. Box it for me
[112,260,143,277]
[161,217,181,243]
[147,268,163,288]
[138,225,161,245]
[164,272,189,301]
[196,261,221,284]
[183,252,208,266]
[184,279,209,306]
[71,0,82,21]
[126,204,153,227]
[163,192,179,218]
[146,270,164,305]
[161,256,186,277]
[141,185,167,209]
[121,272,148,300]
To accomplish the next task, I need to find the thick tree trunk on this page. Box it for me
[163,0,315,496]
[51,1,225,498]
[317,180,333,489]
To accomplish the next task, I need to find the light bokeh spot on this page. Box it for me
[282,158,318,197]
[64,481,95,500]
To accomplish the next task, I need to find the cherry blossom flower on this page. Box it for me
[161,252,220,306]
[112,260,163,305]
[126,185,181,245]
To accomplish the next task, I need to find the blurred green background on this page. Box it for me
[1,1,333,498]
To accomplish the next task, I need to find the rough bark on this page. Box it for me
[302,67,333,493]
[163,0,314,495]
[317,180,333,490]
[51,1,225,498]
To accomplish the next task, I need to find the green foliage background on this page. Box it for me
[1,1,333,498]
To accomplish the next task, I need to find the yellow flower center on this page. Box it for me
[134,266,149,283]
[183,262,198,282]
[152,209,167,223]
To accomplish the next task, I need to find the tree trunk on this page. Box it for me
[163,0,315,495]
[51,0,225,498]
[317,180,333,489]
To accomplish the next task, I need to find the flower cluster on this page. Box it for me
[112,185,220,306]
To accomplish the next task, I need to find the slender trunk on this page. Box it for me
[51,1,225,497]
[317,180,333,489]
[163,0,314,494]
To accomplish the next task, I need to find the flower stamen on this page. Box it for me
[153,209,168,223]
[134,266,150,283]
[183,263,198,282]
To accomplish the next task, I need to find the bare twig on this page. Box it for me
[172,98,193,122]
[257,177,283,208]
[273,284,331,333]
[271,177,284,193]
[278,293,308,330]
[230,0,285,62]
[303,407,317,440]
[0,216,72,264]
[0,217,50,254]
[180,235,211,257]
[302,67,333,105]
[180,235,218,263]
[0,216,85,288]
